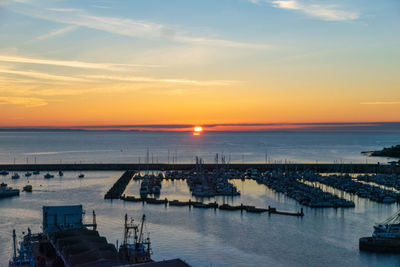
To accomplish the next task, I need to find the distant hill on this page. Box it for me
[369,145,400,158]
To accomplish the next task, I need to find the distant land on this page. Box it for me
[1,122,400,132]
[364,145,400,159]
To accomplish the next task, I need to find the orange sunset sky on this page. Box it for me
[0,0,399,130]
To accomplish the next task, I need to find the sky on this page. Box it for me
[0,0,399,130]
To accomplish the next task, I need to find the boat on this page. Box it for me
[118,214,152,264]
[24,172,32,177]
[360,210,400,253]
[59,170,64,177]
[44,173,54,179]
[8,205,188,267]
[23,185,32,192]
[32,170,40,175]
[78,174,84,178]
[11,173,20,180]
[0,183,20,199]
[0,170,9,176]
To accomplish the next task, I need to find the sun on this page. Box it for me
[193,126,203,136]
[194,126,203,132]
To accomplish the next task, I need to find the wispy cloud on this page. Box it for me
[360,101,400,105]
[36,25,78,40]
[0,54,157,70]
[0,96,47,107]
[0,69,86,82]
[84,75,237,86]
[251,0,359,21]
[13,7,268,49]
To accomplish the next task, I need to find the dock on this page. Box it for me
[119,196,303,217]
[104,170,135,199]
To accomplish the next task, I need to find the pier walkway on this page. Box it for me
[104,170,135,199]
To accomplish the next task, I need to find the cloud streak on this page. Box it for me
[36,25,78,40]
[84,75,237,86]
[360,101,400,105]
[0,96,47,107]
[13,6,269,49]
[252,0,359,21]
[0,54,157,71]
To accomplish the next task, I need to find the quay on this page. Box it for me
[0,163,398,174]
[104,170,135,199]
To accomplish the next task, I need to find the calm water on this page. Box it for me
[1,131,400,266]
[1,171,400,266]
[0,131,399,164]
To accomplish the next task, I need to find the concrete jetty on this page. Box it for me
[104,170,135,199]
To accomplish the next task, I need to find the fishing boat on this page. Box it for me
[23,185,32,192]
[118,214,152,264]
[360,210,400,253]
[0,183,20,199]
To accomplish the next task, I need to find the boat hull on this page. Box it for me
[359,237,400,253]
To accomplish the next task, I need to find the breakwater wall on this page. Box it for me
[0,163,398,173]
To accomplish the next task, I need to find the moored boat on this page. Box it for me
[23,185,32,192]
[360,210,400,253]
[0,183,20,199]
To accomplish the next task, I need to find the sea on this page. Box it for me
[1,131,400,266]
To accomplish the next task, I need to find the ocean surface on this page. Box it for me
[1,131,400,266]
[0,131,399,164]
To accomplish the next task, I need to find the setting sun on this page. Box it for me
[194,126,203,132]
